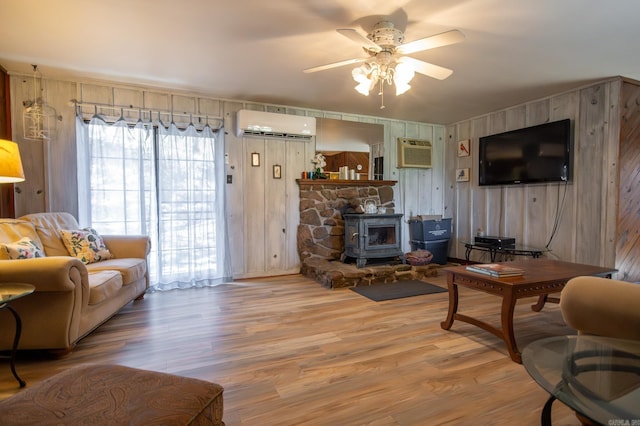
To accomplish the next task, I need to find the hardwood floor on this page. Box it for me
[0,272,581,425]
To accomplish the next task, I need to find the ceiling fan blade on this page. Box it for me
[336,28,381,51]
[399,57,453,80]
[397,29,465,55]
[304,57,367,73]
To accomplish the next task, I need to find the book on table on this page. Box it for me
[465,263,525,277]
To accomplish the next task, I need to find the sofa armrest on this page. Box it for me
[0,257,88,293]
[560,276,640,341]
[102,235,151,259]
[0,257,89,351]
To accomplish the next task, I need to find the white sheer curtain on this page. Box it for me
[76,114,231,291]
[154,122,230,289]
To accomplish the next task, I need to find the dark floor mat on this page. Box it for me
[350,280,447,302]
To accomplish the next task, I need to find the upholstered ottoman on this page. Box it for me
[0,364,224,425]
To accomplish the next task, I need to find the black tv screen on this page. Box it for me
[478,119,572,186]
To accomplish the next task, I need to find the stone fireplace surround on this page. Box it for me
[296,179,397,261]
[296,179,441,288]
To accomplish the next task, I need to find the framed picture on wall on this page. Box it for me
[273,164,282,179]
[456,168,470,182]
[251,152,260,167]
[458,139,470,157]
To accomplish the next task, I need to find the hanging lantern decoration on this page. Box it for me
[22,65,57,141]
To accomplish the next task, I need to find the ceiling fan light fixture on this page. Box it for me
[351,65,368,82]
[352,64,376,95]
[313,22,465,107]
[395,81,411,96]
[394,61,415,84]
[354,81,371,96]
[351,60,414,97]
[394,61,415,96]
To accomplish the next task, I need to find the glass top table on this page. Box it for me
[0,283,35,387]
[0,283,35,303]
[522,335,640,425]
[463,241,550,262]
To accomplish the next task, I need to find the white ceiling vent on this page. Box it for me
[236,110,316,141]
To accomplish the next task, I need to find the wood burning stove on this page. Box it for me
[343,213,404,268]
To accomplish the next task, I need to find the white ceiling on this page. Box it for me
[1,0,639,124]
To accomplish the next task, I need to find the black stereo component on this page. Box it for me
[474,236,516,249]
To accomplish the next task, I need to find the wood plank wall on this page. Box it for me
[7,71,638,280]
[445,78,637,279]
[615,80,640,281]
[222,104,445,278]
[7,74,444,279]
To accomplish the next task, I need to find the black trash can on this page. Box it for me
[408,218,452,241]
[408,218,452,265]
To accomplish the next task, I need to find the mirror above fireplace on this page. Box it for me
[315,118,384,179]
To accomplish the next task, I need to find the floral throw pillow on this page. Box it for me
[1,237,46,259]
[59,227,113,265]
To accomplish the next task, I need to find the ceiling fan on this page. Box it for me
[304,21,465,108]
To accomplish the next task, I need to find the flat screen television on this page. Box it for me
[478,118,572,186]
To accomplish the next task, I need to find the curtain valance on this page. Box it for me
[72,100,224,131]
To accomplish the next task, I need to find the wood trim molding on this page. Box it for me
[296,179,396,187]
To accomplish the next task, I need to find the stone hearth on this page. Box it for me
[301,257,442,289]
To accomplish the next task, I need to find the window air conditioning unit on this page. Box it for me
[236,109,316,140]
[397,138,432,168]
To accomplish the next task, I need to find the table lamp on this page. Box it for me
[0,139,25,183]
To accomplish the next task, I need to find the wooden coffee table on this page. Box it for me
[440,259,616,363]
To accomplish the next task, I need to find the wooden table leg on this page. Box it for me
[531,294,561,311]
[440,273,458,330]
[531,294,548,312]
[500,288,522,363]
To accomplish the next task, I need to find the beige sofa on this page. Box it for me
[0,212,150,353]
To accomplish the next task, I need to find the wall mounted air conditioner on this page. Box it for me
[236,109,316,140]
[397,138,432,168]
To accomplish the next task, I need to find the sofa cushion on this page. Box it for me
[0,219,43,260]
[19,212,80,256]
[1,236,46,259]
[59,228,113,264]
[86,258,146,286]
[88,271,123,305]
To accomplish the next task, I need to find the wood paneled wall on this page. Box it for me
[615,80,640,281]
[222,104,444,278]
[446,77,640,280]
[8,69,636,280]
[7,74,445,279]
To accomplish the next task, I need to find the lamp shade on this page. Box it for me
[0,139,25,183]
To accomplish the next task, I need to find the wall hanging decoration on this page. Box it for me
[23,65,57,141]
[458,139,470,157]
[273,164,281,179]
[251,152,260,167]
[456,168,470,182]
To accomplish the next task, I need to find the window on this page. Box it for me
[76,115,230,290]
